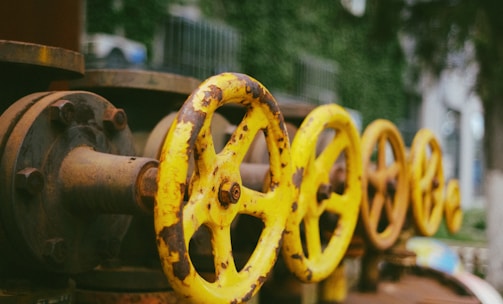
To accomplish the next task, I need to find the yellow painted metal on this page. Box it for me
[409,129,445,236]
[360,119,409,250]
[319,263,348,303]
[445,179,463,234]
[283,104,362,282]
[154,73,294,303]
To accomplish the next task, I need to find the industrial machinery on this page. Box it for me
[0,39,482,304]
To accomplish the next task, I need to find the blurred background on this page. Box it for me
[2,0,502,294]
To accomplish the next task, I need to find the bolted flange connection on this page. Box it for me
[49,99,75,126]
[103,107,128,132]
[219,181,241,207]
[317,183,333,203]
[15,167,44,195]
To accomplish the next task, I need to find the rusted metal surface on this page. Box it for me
[69,69,201,153]
[0,40,84,112]
[345,267,480,304]
[60,147,158,214]
[0,40,84,75]
[0,91,135,274]
[69,69,200,96]
[74,290,185,304]
[0,273,73,304]
[74,267,172,292]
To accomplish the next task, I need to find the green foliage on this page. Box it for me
[86,0,170,56]
[86,0,119,34]
[199,0,407,127]
[434,208,487,245]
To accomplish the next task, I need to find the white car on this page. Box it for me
[82,33,147,68]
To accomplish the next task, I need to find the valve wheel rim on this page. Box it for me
[155,73,294,303]
[445,179,462,234]
[360,119,409,251]
[283,104,362,283]
[410,129,445,236]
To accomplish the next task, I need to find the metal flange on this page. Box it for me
[0,91,144,274]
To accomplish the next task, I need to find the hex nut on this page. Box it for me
[15,167,44,195]
[219,181,241,206]
[49,100,75,126]
[103,107,128,132]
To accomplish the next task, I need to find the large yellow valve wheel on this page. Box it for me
[283,104,362,282]
[445,179,463,234]
[360,119,409,251]
[154,73,294,303]
[409,129,445,236]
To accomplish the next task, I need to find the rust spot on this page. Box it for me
[221,262,227,269]
[178,103,207,155]
[258,275,267,284]
[180,183,187,199]
[279,147,283,154]
[241,284,257,303]
[291,201,298,212]
[291,253,303,260]
[213,166,219,176]
[207,204,211,210]
[306,269,313,281]
[281,163,287,168]
[159,223,190,281]
[293,167,304,189]
[203,84,223,105]
[239,133,243,140]
[243,125,249,131]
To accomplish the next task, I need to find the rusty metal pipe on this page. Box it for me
[60,147,270,215]
[60,146,158,214]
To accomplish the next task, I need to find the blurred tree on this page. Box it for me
[199,0,407,127]
[86,0,170,56]
[395,0,503,292]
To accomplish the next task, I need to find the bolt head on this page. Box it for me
[49,100,75,126]
[103,108,128,132]
[317,183,333,203]
[219,182,241,206]
[16,167,44,195]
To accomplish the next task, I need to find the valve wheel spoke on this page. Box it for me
[211,224,239,283]
[221,107,266,164]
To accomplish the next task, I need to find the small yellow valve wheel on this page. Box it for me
[283,104,362,282]
[409,129,445,237]
[155,73,294,303]
[360,119,409,251]
[445,179,463,234]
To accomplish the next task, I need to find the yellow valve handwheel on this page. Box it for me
[360,119,409,251]
[445,179,463,234]
[409,129,445,236]
[155,73,294,303]
[283,104,362,282]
